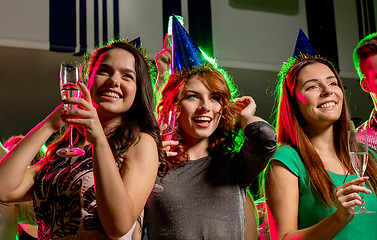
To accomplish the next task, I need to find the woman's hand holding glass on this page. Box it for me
[347,129,375,214]
[160,124,179,158]
[151,110,178,193]
[61,82,104,145]
[335,177,371,221]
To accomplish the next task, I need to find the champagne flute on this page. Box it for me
[151,107,177,192]
[348,129,375,214]
[158,108,177,142]
[56,61,86,157]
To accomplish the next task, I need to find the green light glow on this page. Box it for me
[168,15,184,45]
[0,141,47,156]
[41,144,48,155]
[199,48,241,101]
[0,142,8,153]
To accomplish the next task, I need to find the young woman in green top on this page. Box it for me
[264,51,377,239]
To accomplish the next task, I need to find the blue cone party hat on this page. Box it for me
[171,14,207,73]
[292,29,318,58]
[129,37,141,48]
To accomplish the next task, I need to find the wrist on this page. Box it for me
[88,131,109,146]
[40,120,59,135]
[333,210,353,226]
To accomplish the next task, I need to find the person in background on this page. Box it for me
[0,135,40,240]
[0,39,167,239]
[264,29,377,240]
[353,32,377,150]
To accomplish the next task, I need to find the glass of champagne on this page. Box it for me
[151,107,177,192]
[348,129,375,214]
[56,61,86,157]
[158,108,177,142]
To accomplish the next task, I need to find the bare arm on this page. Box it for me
[267,161,370,240]
[63,83,158,238]
[0,105,64,202]
[154,35,171,92]
[92,133,158,239]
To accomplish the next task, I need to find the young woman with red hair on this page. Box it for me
[145,65,277,239]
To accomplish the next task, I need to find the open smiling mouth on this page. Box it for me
[318,102,335,108]
[101,91,122,98]
[193,116,212,123]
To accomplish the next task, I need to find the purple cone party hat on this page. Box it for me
[292,29,318,58]
[171,14,207,73]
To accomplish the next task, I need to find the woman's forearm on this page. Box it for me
[0,121,53,199]
[91,134,158,239]
[281,212,349,240]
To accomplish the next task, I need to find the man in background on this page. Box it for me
[353,32,377,150]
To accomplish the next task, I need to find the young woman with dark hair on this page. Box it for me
[0,40,167,240]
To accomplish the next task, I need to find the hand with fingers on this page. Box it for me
[154,34,172,91]
[60,82,104,144]
[158,123,178,157]
[335,176,372,222]
[44,103,66,133]
[233,96,263,129]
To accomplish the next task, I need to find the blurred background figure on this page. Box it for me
[353,32,377,151]
[0,135,40,240]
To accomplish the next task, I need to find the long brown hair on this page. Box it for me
[158,66,241,168]
[272,57,377,206]
[44,40,168,176]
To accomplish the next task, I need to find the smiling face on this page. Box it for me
[178,75,223,143]
[294,62,343,130]
[89,48,137,122]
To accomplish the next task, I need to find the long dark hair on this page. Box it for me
[158,66,241,168]
[269,57,377,206]
[44,40,168,176]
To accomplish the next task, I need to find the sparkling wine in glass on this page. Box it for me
[348,129,375,214]
[158,108,177,142]
[56,61,86,157]
[152,108,177,192]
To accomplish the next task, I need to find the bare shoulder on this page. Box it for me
[126,133,158,163]
[269,160,297,181]
[119,133,159,178]
[135,133,157,149]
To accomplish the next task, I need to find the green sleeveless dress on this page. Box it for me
[272,145,377,239]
